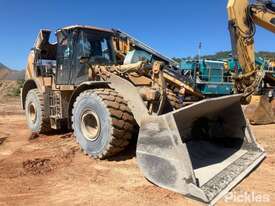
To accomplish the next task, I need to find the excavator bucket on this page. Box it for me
[244,95,275,125]
[137,94,265,205]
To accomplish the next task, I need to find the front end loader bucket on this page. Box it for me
[244,95,275,125]
[136,94,265,205]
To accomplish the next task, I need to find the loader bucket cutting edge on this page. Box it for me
[136,94,265,205]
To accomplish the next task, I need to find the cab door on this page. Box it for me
[70,30,90,85]
[56,31,74,85]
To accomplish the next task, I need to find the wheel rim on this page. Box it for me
[81,110,101,141]
[28,103,37,123]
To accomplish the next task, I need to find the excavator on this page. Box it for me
[20,0,273,205]
[228,0,275,124]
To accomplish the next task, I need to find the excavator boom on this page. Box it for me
[227,0,275,124]
[227,0,257,75]
[227,0,275,100]
[252,1,275,33]
[227,0,275,70]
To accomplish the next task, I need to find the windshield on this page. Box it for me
[77,30,115,65]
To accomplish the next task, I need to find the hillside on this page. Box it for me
[0,63,24,80]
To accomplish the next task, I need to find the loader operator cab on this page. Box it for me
[55,26,116,85]
[33,26,116,85]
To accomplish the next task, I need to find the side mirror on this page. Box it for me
[79,56,90,64]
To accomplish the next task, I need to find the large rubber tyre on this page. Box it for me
[72,88,135,159]
[25,89,51,133]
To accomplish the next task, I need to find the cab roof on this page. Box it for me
[57,25,114,34]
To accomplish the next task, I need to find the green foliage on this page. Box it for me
[7,80,24,97]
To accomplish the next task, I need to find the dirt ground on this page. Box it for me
[0,97,274,206]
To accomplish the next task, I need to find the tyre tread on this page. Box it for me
[72,88,135,159]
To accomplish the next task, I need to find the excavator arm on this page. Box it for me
[227,0,275,103]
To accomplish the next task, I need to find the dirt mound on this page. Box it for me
[23,158,53,175]
[0,134,78,179]
[22,145,77,175]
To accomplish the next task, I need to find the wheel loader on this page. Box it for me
[21,3,270,203]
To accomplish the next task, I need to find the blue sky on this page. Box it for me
[0,0,274,69]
